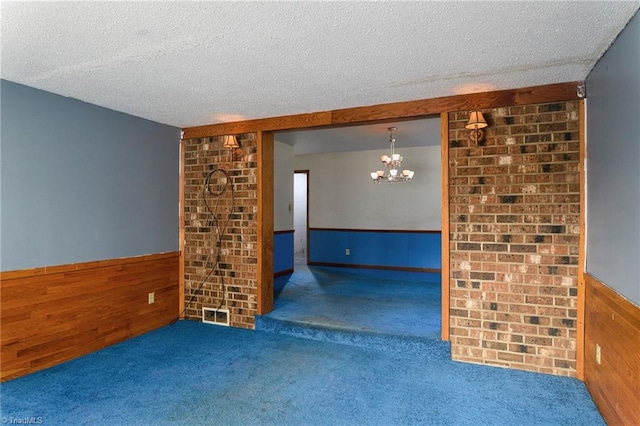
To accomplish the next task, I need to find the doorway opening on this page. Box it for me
[264,118,444,342]
[293,171,308,265]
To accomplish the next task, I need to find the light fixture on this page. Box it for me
[222,134,239,148]
[465,111,488,144]
[370,127,415,184]
[222,134,245,161]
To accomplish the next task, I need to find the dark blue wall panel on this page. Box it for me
[309,229,441,270]
[274,232,294,274]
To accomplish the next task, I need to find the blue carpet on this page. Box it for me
[264,266,442,339]
[257,266,449,357]
[255,316,451,359]
[1,267,604,425]
[0,321,603,425]
[256,265,451,359]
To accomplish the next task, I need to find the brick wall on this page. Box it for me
[448,101,581,376]
[183,134,258,328]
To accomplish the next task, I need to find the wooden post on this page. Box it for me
[257,131,274,315]
[440,112,450,341]
[576,99,586,379]
[179,138,186,318]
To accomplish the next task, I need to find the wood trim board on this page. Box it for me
[179,139,186,319]
[274,268,294,278]
[257,131,274,315]
[576,99,586,379]
[440,111,450,341]
[0,252,178,281]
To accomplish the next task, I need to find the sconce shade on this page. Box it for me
[222,134,239,148]
[465,111,488,129]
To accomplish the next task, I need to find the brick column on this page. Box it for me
[182,134,259,328]
[448,102,581,376]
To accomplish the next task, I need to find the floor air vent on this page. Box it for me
[202,308,230,326]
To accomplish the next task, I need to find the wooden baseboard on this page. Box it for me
[583,273,640,425]
[274,268,294,278]
[0,252,180,381]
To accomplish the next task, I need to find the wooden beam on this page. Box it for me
[440,111,450,342]
[182,82,582,138]
[332,82,580,125]
[183,112,332,139]
[256,131,274,315]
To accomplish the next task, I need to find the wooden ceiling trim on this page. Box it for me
[183,111,332,139]
[331,81,581,125]
[182,81,582,138]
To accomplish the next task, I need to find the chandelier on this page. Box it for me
[370,127,415,183]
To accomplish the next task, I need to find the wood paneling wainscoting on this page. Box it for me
[0,252,180,381]
[584,273,640,425]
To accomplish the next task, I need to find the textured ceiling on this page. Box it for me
[1,1,638,132]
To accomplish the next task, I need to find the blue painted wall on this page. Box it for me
[585,12,640,305]
[309,229,441,270]
[0,80,181,270]
[274,232,294,274]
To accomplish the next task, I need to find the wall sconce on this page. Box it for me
[222,134,239,149]
[465,111,488,144]
[222,134,244,161]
